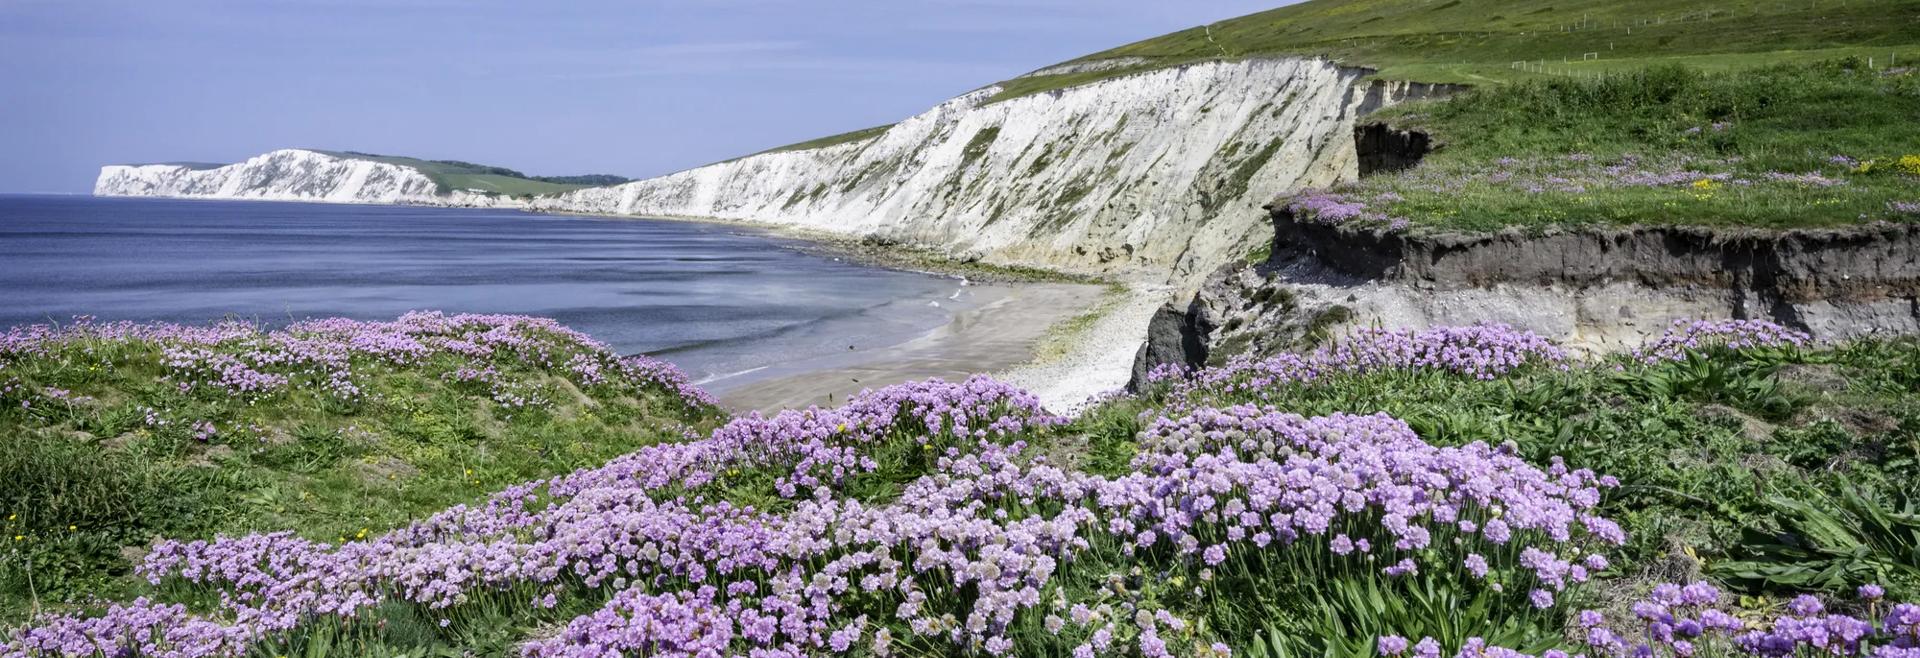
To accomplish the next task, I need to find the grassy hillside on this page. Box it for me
[153,162,226,171]
[319,151,630,198]
[1001,0,1920,100]
[5,317,1919,657]
[0,313,720,621]
[727,0,1920,159]
[758,124,894,156]
[1287,61,1920,232]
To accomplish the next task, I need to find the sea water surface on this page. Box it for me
[0,195,967,393]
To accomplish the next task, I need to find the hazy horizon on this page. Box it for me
[0,0,1292,194]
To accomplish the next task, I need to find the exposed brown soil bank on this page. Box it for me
[1272,212,1920,305]
[1130,210,1920,388]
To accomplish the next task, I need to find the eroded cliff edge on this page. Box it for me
[1133,204,1920,385]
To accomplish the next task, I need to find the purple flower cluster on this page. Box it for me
[0,316,257,355]
[1287,190,1413,232]
[1632,319,1813,364]
[1377,582,1920,658]
[1,598,255,658]
[1134,407,1621,578]
[1148,324,1567,401]
[1575,582,1920,658]
[0,311,716,415]
[1761,171,1848,188]
[2,371,1624,658]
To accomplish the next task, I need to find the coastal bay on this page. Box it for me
[0,195,1109,411]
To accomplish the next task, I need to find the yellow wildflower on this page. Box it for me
[1690,179,1720,191]
[1899,154,1920,176]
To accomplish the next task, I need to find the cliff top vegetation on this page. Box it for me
[1284,61,1920,233]
[758,0,1920,157]
[318,151,631,197]
[1002,0,1920,100]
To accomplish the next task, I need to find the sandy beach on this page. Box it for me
[711,280,1125,413]
[993,283,1172,413]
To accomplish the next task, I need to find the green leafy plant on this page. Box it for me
[1715,487,1920,600]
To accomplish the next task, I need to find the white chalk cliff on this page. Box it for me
[534,58,1439,281]
[97,58,1442,280]
[94,149,521,208]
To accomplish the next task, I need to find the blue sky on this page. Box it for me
[0,0,1292,193]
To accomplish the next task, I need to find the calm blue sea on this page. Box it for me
[0,195,961,391]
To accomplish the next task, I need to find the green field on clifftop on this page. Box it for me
[316,151,629,198]
[1289,61,1920,233]
[764,0,1920,154]
[1000,0,1920,100]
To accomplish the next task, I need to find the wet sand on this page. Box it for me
[712,281,1107,413]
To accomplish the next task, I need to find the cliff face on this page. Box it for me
[534,59,1435,281]
[94,59,1441,283]
[1131,208,1920,386]
[94,149,521,208]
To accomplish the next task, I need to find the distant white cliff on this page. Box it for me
[533,58,1443,281]
[94,149,520,208]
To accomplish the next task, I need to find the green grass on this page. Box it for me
[0,327,721,621]
[1029,283,1129,362]
[755,123,895,156]
[993,0,1920,102]
[1306,61,1920,232]
[750,0,1919,159]
[142,162,226,171]
[314,151,625,198]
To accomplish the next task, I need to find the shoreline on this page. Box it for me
[711,280,1120,413]
[528,208,1169,414]
[83,195,1166,414]
[993,283,1171,413]
[528,207,1108,285]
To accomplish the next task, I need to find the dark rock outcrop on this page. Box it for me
[1353,123,1432,176]
[1127,303,1214,391]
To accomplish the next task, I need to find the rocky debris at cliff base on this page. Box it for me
[996,285,1171,413]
